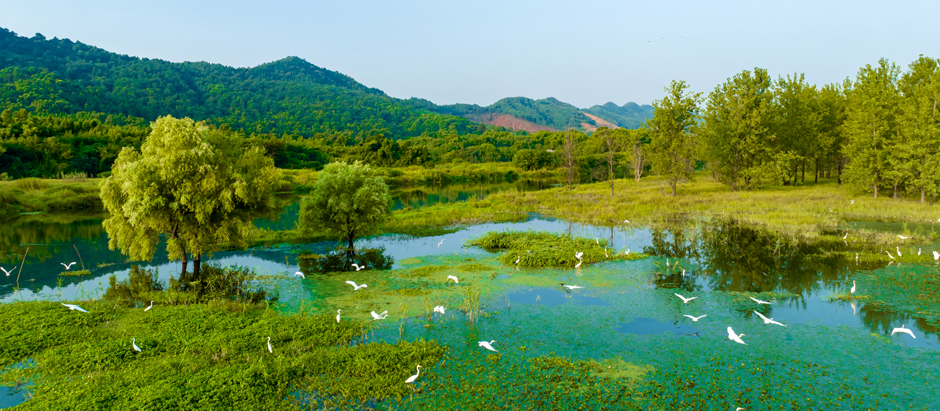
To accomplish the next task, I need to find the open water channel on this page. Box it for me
[1,180,939,409]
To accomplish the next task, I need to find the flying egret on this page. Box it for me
[574,260,582,268]
[62,303,88,312]
[684,314,707,322]
[753,311,786,327]
[749,296,771,305]
[132,338,141,352]
[896,246,902,257]
[405,365,422,384]
[575,252,584,260]
[437,239,445,248]
[478,340,498,352]
[351,263,365,271]
[0,266,16,276]
[934,251,939,261]
[60,262,76,270]
[727,327,746,345]
[561,283,584,290]
[267,336,273,353]
[850,281,856,295]
[433,305,446,314]
[336,309,341,323]
[371,310,389,320]
[345,281,368,291]
[891,324,916,339]
[294,271,305,279]
[886,251,895,260]
[898,235,910,240]
[674,293,698,304]
[144,301,154,312]
[446,275,458,284]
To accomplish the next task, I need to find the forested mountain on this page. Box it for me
[584,102,654,129]
[0,27,481,139]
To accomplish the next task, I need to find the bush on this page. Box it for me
[298,247,394,274]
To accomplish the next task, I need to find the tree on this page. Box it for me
[297,161,391,253]
[898,56,940,202]
[647,80,703,196]
[773,73,820,185]
[620,128,648,182]
[844,58,901,198]
[100,116,279,287]
[816,82,848,183]
[700,68,775,191]
[560,130,579,190]
[596,127,621,196]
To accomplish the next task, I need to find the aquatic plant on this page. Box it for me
[466,230,646,268]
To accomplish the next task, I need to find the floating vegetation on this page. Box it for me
[466,230,646,268]
[58,269,91,277]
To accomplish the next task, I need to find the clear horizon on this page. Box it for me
[2,0,938,108]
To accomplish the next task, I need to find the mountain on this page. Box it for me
[0,27,481,139]
[584,102,654,129]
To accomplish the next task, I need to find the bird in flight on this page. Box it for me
[749,296,772,305]
[478,340,498,352]
[753,311,786,327]
[351,263,365,271]
[0,266,16,276]
[438,239,445,248]
[575,252,584,260]
[891,324,916,339]
[294,271,305,279]
[727,327,746,345]
[446,275,458,284]
[674,293,698,304]
[62,303,88,312]
[371,310,388,320]
[433,305,446,314]
[61,262,77,270]
[933,251,939,261]
[561,283,584,290]
[345,281,368,290]
[898,235,910,240]
[684,314,707,322]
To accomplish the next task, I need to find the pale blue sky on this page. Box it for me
[2,0,938,108]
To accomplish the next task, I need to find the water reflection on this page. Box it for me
[506,288,612,307]
[616,317,699,336]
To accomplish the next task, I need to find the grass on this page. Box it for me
[0,178,103,218]
[465,230,647,268]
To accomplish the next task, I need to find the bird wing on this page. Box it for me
[674,293,685,300]
[345,280,357,287]
[727,327,735,338]
[754,311,769,321]
[770,320,786,327]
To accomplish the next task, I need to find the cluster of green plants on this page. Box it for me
[466,230,646,268]
[0,176,102,217]
[298,247,394,274]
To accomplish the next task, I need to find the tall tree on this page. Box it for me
[773,73,820,184]
[617,128,648,182]
[647,80,703,196]
[100,116,279,287]
[700,68,775,191]
[898,55,940,202]
[816,82,848,183]
[297,161,392,253]
[560,130,579,190]
[843,58,901,198]
[596,127,621,196]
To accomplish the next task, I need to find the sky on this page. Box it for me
[2,0,939,108]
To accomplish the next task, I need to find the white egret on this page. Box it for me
[918,248,921,256]
[371,310,389,320]
[60,262,77,270]
[62,303,88,312]
[446,275,459,284]
[351,263,365,271]
[345,281,368,291]
[684,314,707,322]
[624,219,630,223]
[438,239,445,248]
[674,293,697,304]
[294,271,305,279]
[433,305,446,314]
[737,408,745,411]
[515,256,520,264]
[478,340,498,352]
[934,251,940,261]
[898,235,910,240]
[896,246,902,257]
[626,249,630,255]
[405,365,422,384]
[753,311,786,327]
[727,327,746,345]
[574,260,582,268]
[666,258,670,267]
[886,251,895,260]
[561,284,583,290]
[856,253,859,263]
[850,199,854,205]
[850,281,856,295]
[605,248,609,258]
[681,268,686,277]
[132,338,142,352]
[891,325,916,339]
[336,309,341,323]
[575,252,584,260]
[267,336,273,353]
[144,301,154,312]
[0,266,16,276]
[749,296,771,305]
[595,238,599,244]
[851,300,857,315]
[843,233,848,240]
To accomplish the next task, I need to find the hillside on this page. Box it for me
[584,102,654,129]
[0,27,481,139]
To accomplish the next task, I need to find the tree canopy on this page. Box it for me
[647,80,702,196]
[100,116,279,285]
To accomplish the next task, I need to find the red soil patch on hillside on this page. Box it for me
[581,112,620,133]
[487,114,557,133]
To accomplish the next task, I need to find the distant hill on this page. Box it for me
[584,102,654,129]
[0,27,480,139]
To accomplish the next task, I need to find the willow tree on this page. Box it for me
[297,161,391,253]
[648,80,702,196]
[100,116,279,286]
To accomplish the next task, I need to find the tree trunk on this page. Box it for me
[873,184,878,198]
[893,183,898,199]
[671,180,677,196]
[921,189,925,203]
[814,157,819,184]
[801,158,805,184]
[193,253,201,283]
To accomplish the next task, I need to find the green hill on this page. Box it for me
[584,102,654,129]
